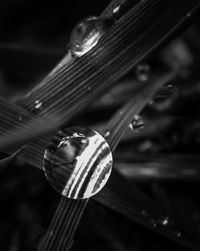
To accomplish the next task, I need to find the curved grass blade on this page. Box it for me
[38,71,193,251]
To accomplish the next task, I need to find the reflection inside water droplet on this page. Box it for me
[129,115,144,132]
[70,16,113,57]
[43,127,113,199]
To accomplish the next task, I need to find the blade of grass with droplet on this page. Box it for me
[0,73,195,249]
[0,72,174,152]
[104,71,176,150]
[0,0,199,156]
[0,69,192,248]
[95,169,196,249]
[38,71,196,251]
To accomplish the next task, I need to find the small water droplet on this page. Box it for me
[70,16,113,57]
[104,130,111,138]
[113,5,120,14]
[136,64,151,82]
[129,115,144,132]
[34,100,43,110]
[160,216,169,226]
[112,1,137,20]
[43,127,113,199]
[149,100,154,105]
[175,231,182,238]
[150,219,157,228]
[187,12,191,18]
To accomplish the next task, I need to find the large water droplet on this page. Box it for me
[129,115,144,132]
[43,127,113,199]
[136,64,151,82]
[69,16,113,57]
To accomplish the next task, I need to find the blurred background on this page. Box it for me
[1,0,200,250]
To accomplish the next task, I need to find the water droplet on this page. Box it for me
[81,139,87,144]
[160,216,169,226]
[150,219,157,228]
[112,1,137,20]
[43,127,113,199]
[34,100,43,110]
[104,130,111,138]
[70,16,113,57]
[150,84,177,111]
[129,115,144,132]
[113,5,120,14]
[175,231,182,238]
[136,64,151,82]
